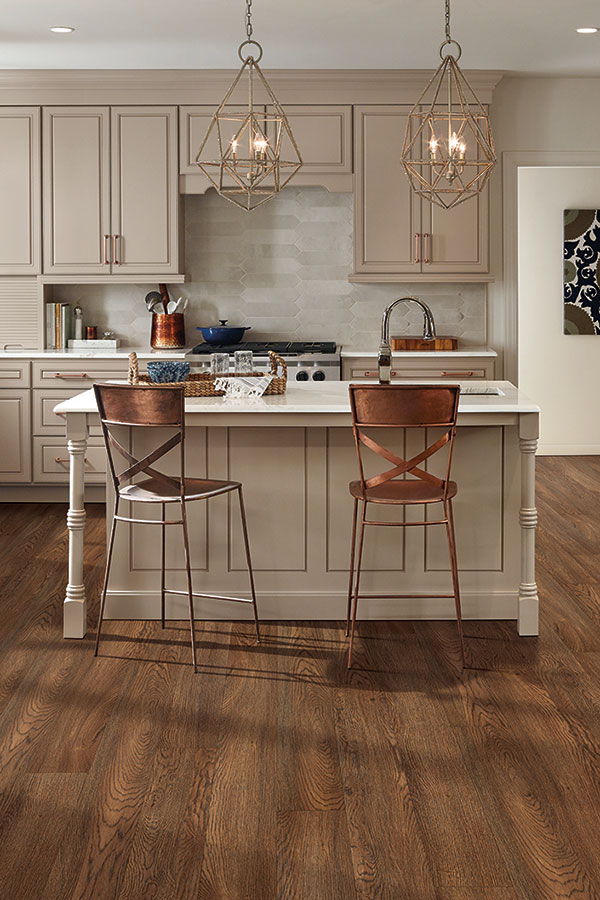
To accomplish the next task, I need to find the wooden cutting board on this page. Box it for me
[391,335,458,351]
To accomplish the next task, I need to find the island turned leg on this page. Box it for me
[63,412,88,639]
[518,413,539,636]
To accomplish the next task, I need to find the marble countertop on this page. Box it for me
[55,380,540,419]
[0,346,190,359]
[340,347,498,358]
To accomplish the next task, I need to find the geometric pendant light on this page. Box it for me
[401,0,496,210]
[195,0,302,211]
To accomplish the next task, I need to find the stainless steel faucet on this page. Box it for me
[377,296,437,383]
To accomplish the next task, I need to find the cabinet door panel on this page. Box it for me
[0,390,31,482]
[111,107,179,274]
[43,107,110,274]
[354,106,419,274]
[271,105,352,175]
[0,109,40,274]
[423,187,488,273]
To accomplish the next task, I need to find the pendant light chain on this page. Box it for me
[444,0,451,43]
[194,0,302,209]
[245,0,253,41]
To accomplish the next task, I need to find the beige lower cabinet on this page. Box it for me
[342,355,495,381]
[33,436,106,484]
[0,389,31,482]
[31,357,127,484]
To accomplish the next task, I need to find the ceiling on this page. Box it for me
[2,0,600,74]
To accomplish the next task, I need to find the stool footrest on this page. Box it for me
[163,588,254,604]
[354,593,456,599]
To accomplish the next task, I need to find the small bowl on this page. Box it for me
[147,360,190,384]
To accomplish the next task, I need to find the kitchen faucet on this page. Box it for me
[377,296,437,383]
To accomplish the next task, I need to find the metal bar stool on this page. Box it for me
[346,383,464,668]
[93,382,260,671]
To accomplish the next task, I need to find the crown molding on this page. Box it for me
[0,68,505,105]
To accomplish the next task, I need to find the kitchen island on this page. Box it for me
[55,381,540,640]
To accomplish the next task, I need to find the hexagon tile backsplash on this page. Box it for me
[57,187,487,350]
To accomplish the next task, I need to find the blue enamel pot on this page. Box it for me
[197,320,251,345]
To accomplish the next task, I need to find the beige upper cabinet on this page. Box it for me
[43,106,179,276]
[273,105,352,187]
[352,105,489,282]
[110,107,179,274]
[43,107,110,275]
[0,108,41,275]
[179,104,352,192]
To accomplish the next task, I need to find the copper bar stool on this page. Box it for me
[345,383,464,668]
[93,382,260,671]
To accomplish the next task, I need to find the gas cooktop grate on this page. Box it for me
[190,341,338,356]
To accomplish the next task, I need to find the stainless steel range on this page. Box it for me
[187,340,341,381]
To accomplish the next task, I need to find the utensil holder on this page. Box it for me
[151,313,185,349]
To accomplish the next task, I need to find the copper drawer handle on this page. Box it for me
[55,456,90,464]
[103,234,110,265]
[113,234,120,265]
[53,372,89,379]
[362,370,398,377]
[414,232,420,263]
[440,371,474,377]
[423,232,430,264]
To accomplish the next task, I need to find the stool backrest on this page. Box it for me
[94,383,185,496]
[348,384,460,498]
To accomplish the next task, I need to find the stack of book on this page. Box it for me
[46,303,72,350]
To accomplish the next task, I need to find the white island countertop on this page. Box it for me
[55,380,540,425]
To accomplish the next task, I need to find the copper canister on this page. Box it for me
[151,313,186,349]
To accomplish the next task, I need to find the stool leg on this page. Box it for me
[160,503,166,629]
[348,502,366,669]
[180,500,197,672]
[346,498,359,637]
[445,498,465,668]
[95,499,119,657]
[238,487,260,645]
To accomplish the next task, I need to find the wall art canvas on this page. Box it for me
[564,208,600,334]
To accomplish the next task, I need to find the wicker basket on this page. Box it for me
[128,351,287,397]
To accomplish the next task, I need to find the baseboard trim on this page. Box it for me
[0,485,105,502]
[537,445,600,455]
[104,589,518,621]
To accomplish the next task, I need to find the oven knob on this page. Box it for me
[296,370,309,381]
[312,370,326,381]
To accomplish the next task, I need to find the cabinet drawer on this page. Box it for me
[33,436,106,484]
[349,367,488,380]
[33,388,102,436]
[0,359,30,387]
[32,360,127,389]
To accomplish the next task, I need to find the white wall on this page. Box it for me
[518,166,600,454]
[489,77,600,379]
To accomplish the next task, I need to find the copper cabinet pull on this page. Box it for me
[423,232,430,264]
[55,457,89,464]
[103,234,110,265]
[440,371,474,377]
[113,234,120,265]
[414,232,420,263]
[53,372,88,379]
[362,370,398,377]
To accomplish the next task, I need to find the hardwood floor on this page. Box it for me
[2,456,600,898]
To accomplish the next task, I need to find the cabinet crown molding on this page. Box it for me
[0,68,504,106]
